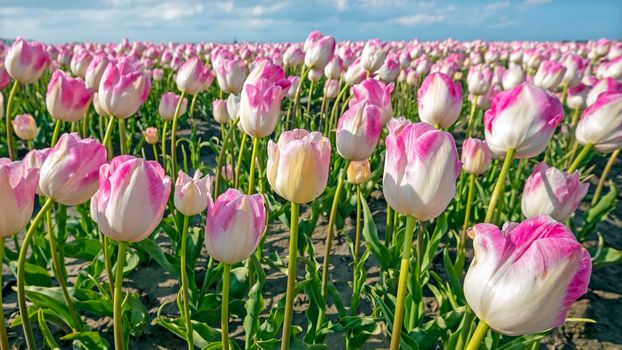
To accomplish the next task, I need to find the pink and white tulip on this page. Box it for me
[98,60,151,119]
[176,57,212,95]
[23,148,50,195]
[12,113,38,141]
[46,70,93,122]
[361,39,387,73]
[417,72,463,129]
[0,159,38,237]
[4,38,50,84]
[215,59,247,94]
[174,170,213,217]
[159,92,188,121]
[461,138,492,175]
[533,61,566,91]
[350,78,394,125]
[575,92,622,153]
[336,101,382,161]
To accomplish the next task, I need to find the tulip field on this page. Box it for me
[1,33,622,350]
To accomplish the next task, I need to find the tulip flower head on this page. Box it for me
[4,37,50,84]
[304,32,336,69]
[12,113,38,141]
[575,92,622,153]
[0,159,38,237]
[336,100,382,161]
[176,57,213,95]
[350,78,394,125]
[98,60,151,119]
[417,72,463,129]
[174,170,213,217]
[347,159,371,185]
[143,127,158,145]
[159,92,188,121]
[46,70,93,122]
[461,138,492,175]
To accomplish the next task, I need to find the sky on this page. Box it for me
[0,0,620,44]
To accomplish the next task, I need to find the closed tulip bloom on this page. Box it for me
[244,60,291,90]
[174,170,213,216]
[377,56,400,83]
[98,60,151,119]
[205,189,266,264]
[143,127,158,145]
[347,159,371,185]
[502,64,525,90]
[93,155,171,242]
[176,57,212,95]
[0,159,38,237]
[4,37,50,84]
[586,78,622,106]
[383,119,460,220]
[575,92,622,153]
[286,76,300,99]
[92,92,107,117]
[600,56,622,80]
[304,34,336,69]
[533,61,566,91]
[85,54,109,91]
[307,68,323,82]
[561,54,587,88]
[350,78,394,125]
[521,163,588,221]
[0,63,11,90]
[417,72,463,129]
[361,39,387,73]
[159,92,187,121]
[324,79,340,99]
[464,215,591,336]
[152,68,164,81]
[566,84,589,110]
[283,46,305,67]
[344,58,367,86]
[12,113,37,141]
[239,79,285,138]
[46,70,93,122]
[227,93,240,119]
[39,133,106,206]
[467,65,493,96]
[267,129,331,204]
[324,56,343,80]
[23,148,50,195]
[461,138,492,175]
[336,101,382,161]
[484,83,564,158]
[212,99,231,124]
[70,51,93,78]
[216,59,247,94]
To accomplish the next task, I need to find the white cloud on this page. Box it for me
[335,0,348,11]
[393,14,445,26]
[484,1,510,12]
[142,2,204,21]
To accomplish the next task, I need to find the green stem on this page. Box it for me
[180,216,194,349]
[113,241,128,350]
[0,238,10,350]
[455,306,474,350]
[118,118,128,155]
[389,216,417,350]
[247,137,259,194]
[222,264,231,350]
[82,111,89,138]
[152,144,158,161]
[5,80,19,160]
[465,320,490,350]
[161,120,169,165]
[235,133,248,188]
[484,148,516,223]
[170,91,187,180]
[466,96,478,137]
[592,149,619,206]
[353,185,363,265]
[459,174,476,258]
[306,80,315,117]
[327,84,348,136]
[317,162,349,331]
[102,234,114,296]
[293,66,313,125]
[51,119,63,147]
[385,205,393,248]
[214,118,239,197]
[567,143,593,174]
[281,202,300,350]
[17,198,55,350]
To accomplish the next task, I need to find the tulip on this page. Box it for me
[174,170,213,217]
[502,64,525,90]
[304,33,336,69]
[377,55,400,83]
[212,99,231,124]
[4,37,50,84]
[467,65,493,96]
[361,39,387,73]
[336,100,382,161]
[46,70,93,122]
[417,72,463,129]
[286,76,300,99]
[533,60,566,91]
[85,53,109,90]
[39,133,106,206]
[70,51,93,78]
[324,79,340,99]
[227,93,240,118]
[176,57,213,95]
[344,58,367,86]
[244,60,290,89]
[561,54,587,88]
[484,83,564,159]
[586,78,622,106]
[521,162,588,221]
[0,64,10,90]
[307,68,323,82]
[0,159,38,237]
[215,59,247,94]
[152,68,164,81]
[600,56,622,80]
[23,148,50,195]
[324,56,343,80]
[267,129,331,204]
[159,92,188,121]
[350,78,394,125]
[12,113,37,141]
[461,138,492,175]
[283,46,305,67]
[567,83,589,110]
[575,92,622,153]
[239,79,285,138]
[464,216,591,338]
[143,127,158,145]
[98,60,151,119]
[347,159,371,185]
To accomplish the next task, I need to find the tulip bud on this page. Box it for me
[307,68,323,82]
[336,101,382,161]
[377,56,400,83]
[324,79,340,99]
[533,61,566,91]
[361,39,387,73]
[239,79,285,138]
[92,155,171,242]
[600,56,622,80]
[4,38,50,84]
[23,148,50,195]
[383,119,460,220]
[0,159,38,237]
[98,61,151,119]
[521,163,588,221]
[576,92,622,153]
[85,54,109,91]
[464,215,591,336]
[12,113,38,141]
[39,133,106,206]
[344,58,367,86]
[324,56,343,80]
[467,65,493,96]
[143,127,158,145]
[502,64,525,90]
[70,51,93,78]
[226,93,240,119]
[566,84,589,110]
[586,78,622,106]
[216,59,247,94]
[267,129,331,204]
[174,170,213,216]
[561,54,587,88]
[417,72,463,128]
[304,34,336,69]
[350,78,394,125]
[46,70,93,122]
[212,99,231,124]
[159,92,187,121]
[176,57,212,95]
[347,160,371,185]
[461,138,492,175]
[484,83,564,158]
[152,68,164,81]
[205,189,266,264]
[283,46,305,67]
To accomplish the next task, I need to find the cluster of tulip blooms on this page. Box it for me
[0,32,621,350]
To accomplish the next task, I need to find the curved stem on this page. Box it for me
[235,133,248,188]
[113,241,128,350]
[170,91,188,180]
[389,216,417,350]
[281,202,300,350]
[161,120,169,165]
[214,118,240,198]
[5,81,19,160]
[306,80,315,117]
[293,66,312,125]
[247,137,259,195]
[118,118,128,155]
[17,197,55,350]
[592,149,619,206]
[221,264,231,350]
[460,173,476,254]
[152,144,158,161]
[179,215,194,349]
[327,84,349,136]
[0,238,10,350]
[465,320,490,350]
[567,143,593,174]
[51,119,63,147]
[353,185,362,265]
[101,116,116,149]
[466,96,478,137]
[102,234,114,296]
[484,148,515,223]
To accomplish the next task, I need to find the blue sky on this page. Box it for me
[0,0,620,43]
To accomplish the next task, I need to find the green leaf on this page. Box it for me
[360,195,392,270]
[37,308,61,350]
